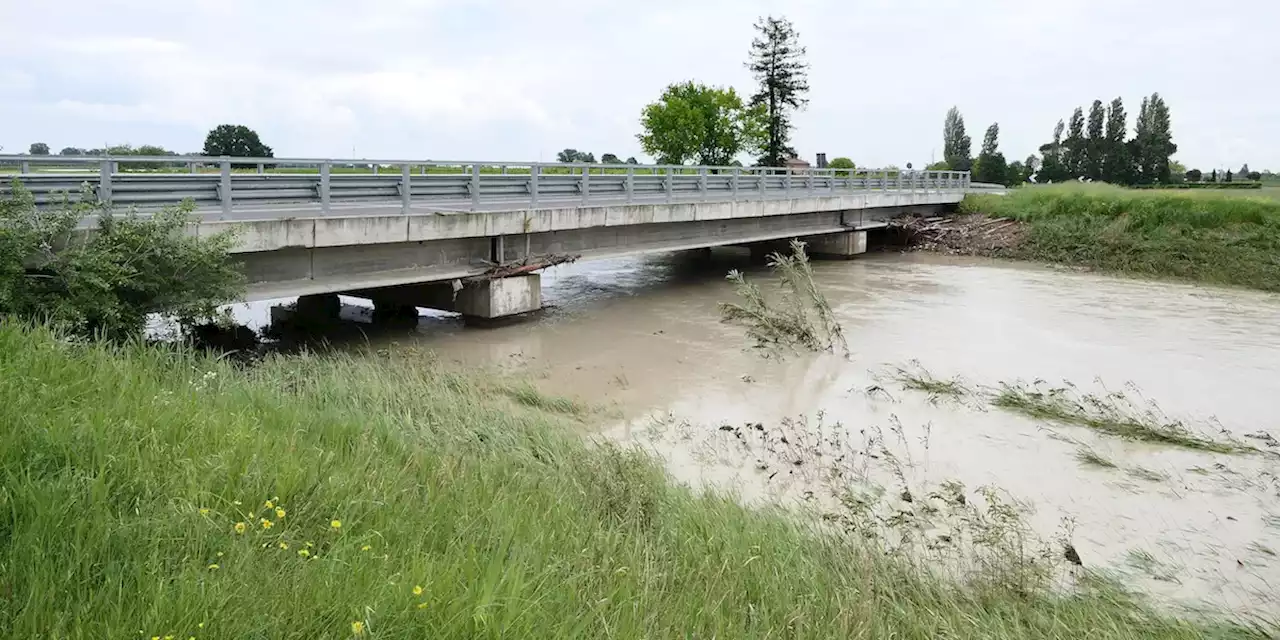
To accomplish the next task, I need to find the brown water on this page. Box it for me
[235,250,1280,616]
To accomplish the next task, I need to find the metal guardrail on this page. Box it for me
[0,154,971,219]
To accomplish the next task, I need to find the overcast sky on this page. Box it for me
[2,0,1275,170]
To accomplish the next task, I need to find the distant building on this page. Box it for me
[784,156,811,171]
[815,153,828,168]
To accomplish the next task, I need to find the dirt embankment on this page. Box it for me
[886,214,1027,256]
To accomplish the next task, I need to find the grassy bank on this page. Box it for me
[960,184,1280,291]
[0,324,1268,638]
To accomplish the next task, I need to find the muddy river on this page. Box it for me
[233,250,1280,617]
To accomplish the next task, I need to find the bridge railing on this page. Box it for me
[0,154,971,218]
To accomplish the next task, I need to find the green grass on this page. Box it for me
[961,183,1280,291]
[890,364,970,399]
[1075,447,1119,469]
[0,323,1273,639]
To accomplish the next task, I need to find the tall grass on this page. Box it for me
[961,183,1280,291]
[0,323,1269,638]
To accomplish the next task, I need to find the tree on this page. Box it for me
[1084,100,1105,180]
[1168,160,1187,183]
[1101,97,1131,184]
[1248,171,1262,181]
[601,153,622,164]
[1239,163,1250,178]
[556,149,582,163]
[972,123,1007,185]
[1208,169,1218,183]
[1037,120,1068,183]
[1185,168,1203,182]
[746,15,809,167]
[942,107,972,172]
[202,124,273,158]
[28,142,50,155]
[1225,170,1233,183]
[1062,107,1087,179]
[828,157,855,176]
[638,81,764,166]
[0,182,243,340]
[625,157,639,164]
[1131,93,1176,184]
[579,152,596,164]
[926,160,951,171]
[58,147,85,156]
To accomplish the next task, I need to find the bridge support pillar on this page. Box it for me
[344,275,542,324]
[805,230,867,259]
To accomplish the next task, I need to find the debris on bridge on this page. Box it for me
[889,214,1025,256]
[466,253,580,282]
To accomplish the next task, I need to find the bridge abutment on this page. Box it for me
[344,275,543,324]
[805,230,868,259]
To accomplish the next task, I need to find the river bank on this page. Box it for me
[894,183,1280,292]
[2,321,1273,638]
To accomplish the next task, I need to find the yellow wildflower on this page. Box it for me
[198,623,204,629]
[412,585,423,596]
[276,508,286,520]
[416,601,428,609]
[279,541,289,550]
[264,499,274,509]
[260,519,273,530]
[198,508,210,516]
[207,563,219,570]
[233,500,241,506]
[298,549,310,558]
[165,636,174,640]
[233,522,246,535]
[361,545,372,552]
[306,541,314,548]
[330,519,342,531]
[351,621,365,636]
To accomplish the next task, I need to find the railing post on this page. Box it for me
[626,166,634,204]
[732,167,740,199]
[699,167,708,200]
[530,164,540,208]
[471,163,481,211]
[581,166,590,205]
[372,164,379,176]
[219,157,232,219]
[98,159,113,205]
[785,169,792,197]
[665,167,673,204]
[320,161,331,214]
[256,162,264,175]
[400,163,412,214]
[20,160,30,174]
[188,161,197,174]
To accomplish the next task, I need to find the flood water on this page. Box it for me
[233,249,1280,617]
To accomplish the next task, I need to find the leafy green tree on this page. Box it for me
[202,124,273,158]
[828,157,855,175]
[1239,163,1250,178]
[556,149,581,163]
[28,143,50,155]
[1185,168,1202,182]
[638,81,764,166]
[625,157,638,164]
[1062,107,1086,179]
[942,106,972,172]
[58,147,85,156]
[1006,160,1027,186]
[0,181,243,340]
[925,160,951,171]
[601,153,621,164]
[1084,100,1105,180]
[1248,171,1262,181]
[1225,170,1233,183]
[971,123,1007,184]
[1208,169,1217,183]
[1131,93,1177,184]
[1037,120,1068,183]
[1101,97,1131,184]
[746,15,809,167]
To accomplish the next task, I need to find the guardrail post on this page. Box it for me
[732,167,740,199]
[256,162,264,175]
[626,166,634,204]
[20,160,30,174]
[699,167,708,200]
[320,161,331,214]
[785,169,792,197]
[372,164,379,176]
[219,157,232,219]
[471,163,481,211]
[665,167,673,204]
[188,161,197,174]
[530,164,540,208]
[98,160,113,205]
[400,163,412,214]
[581,166,590,205]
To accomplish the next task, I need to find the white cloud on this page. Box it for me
[2,0,1277,169]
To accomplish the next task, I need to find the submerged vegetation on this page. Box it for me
[4,322,1275,638]
[720,240,848,356]
[958,183,1280,292]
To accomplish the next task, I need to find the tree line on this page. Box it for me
[21,125,275,167]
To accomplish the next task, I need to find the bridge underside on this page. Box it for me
[237,204,945,302]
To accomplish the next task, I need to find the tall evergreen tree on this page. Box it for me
[1101,97,1131,184]
[1131,93,1178,184]
[1037,120,1067,183]
[972,122,1007,185]
[1084,100,1105,180]
[1062,107,1087,179]
[942,106,972,172]
[746,16,809,167]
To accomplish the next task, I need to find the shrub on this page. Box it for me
[0,180,243,339]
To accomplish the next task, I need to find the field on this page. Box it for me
[0,322,1267,639]
[960,183,1280,291]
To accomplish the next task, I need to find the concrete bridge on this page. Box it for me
[1,154,979,321]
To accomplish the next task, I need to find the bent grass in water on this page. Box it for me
[721,240,849,356]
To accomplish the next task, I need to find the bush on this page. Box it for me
[0,181,243,339]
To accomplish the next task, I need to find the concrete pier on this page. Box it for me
[805,231,868,259]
